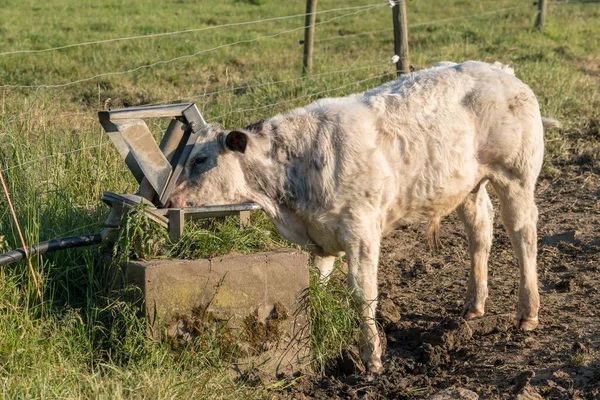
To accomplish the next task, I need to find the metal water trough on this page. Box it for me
[98,103,261,241]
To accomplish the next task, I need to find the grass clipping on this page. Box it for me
[113,204,289,262]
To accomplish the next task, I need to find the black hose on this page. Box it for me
[0,233,104,267]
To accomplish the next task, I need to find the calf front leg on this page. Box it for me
[343,226,383,373]
[456,181,493,319]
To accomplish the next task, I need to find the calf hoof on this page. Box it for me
[517,317,539,331]
[464,312,484,320]
[461,302,485,320]
[367,358,384,374]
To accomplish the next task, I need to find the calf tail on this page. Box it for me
[427,217,442,252]
[541,117,560,129]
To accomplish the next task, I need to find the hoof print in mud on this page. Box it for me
[419,318,474,365]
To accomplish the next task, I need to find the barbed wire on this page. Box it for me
[0,1,536,173]
[0,5,386,90]
[2,4,528,121]
[0,2,395,57]
[315,5,530,42]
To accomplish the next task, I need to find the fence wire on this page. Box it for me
[210,71,394,122]
[0,142,112,173]
[0,1,549,175]
[0,2,394,57]
[0,5,387,89]
[5,61,390,122]
[1,67,394,173]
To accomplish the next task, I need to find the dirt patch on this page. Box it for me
[293,139,600,398]
[167,305,242,360]
[168,302,291,358]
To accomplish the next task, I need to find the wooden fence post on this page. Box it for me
[391,0,410,76]
[302,0,318,75]
[535,0,547,31]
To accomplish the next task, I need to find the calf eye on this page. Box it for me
[194,156,208,165]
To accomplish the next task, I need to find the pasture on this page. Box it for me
[1,0,599,398]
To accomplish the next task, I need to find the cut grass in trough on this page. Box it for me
[113,205,293,262]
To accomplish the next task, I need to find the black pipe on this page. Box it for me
[0,233,104,267]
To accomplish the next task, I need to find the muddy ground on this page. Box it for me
[293,130,600,399]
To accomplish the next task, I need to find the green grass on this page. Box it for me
[309,263,363,375]
[1,0,599,397]
[113,205,291,262]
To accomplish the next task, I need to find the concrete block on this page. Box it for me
[126,249,310,378]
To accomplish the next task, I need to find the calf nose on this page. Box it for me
[166,197,186,208]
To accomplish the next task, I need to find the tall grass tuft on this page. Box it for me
[309,266,362,375]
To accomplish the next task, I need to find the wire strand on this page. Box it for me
[5,62,390,122]
[0,2,391,57]
[146,62,389,106]
[209,70,394,121]
[0,5,384,90]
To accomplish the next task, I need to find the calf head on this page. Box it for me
[167,124,263,208]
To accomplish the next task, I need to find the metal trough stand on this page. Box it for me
[98,103,261,242]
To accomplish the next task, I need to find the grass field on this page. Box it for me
[1,0,599,397]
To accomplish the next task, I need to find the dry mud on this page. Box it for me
[292,129,600,399]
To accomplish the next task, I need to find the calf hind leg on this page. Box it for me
[457,181,494,319]
[491,178,540,331]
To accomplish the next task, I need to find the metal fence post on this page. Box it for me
[302,0,318,75]
[391,0,410,76]
[168,209,185,243]
[535,0,547,31]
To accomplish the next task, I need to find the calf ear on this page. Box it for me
[225,131,248,153]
